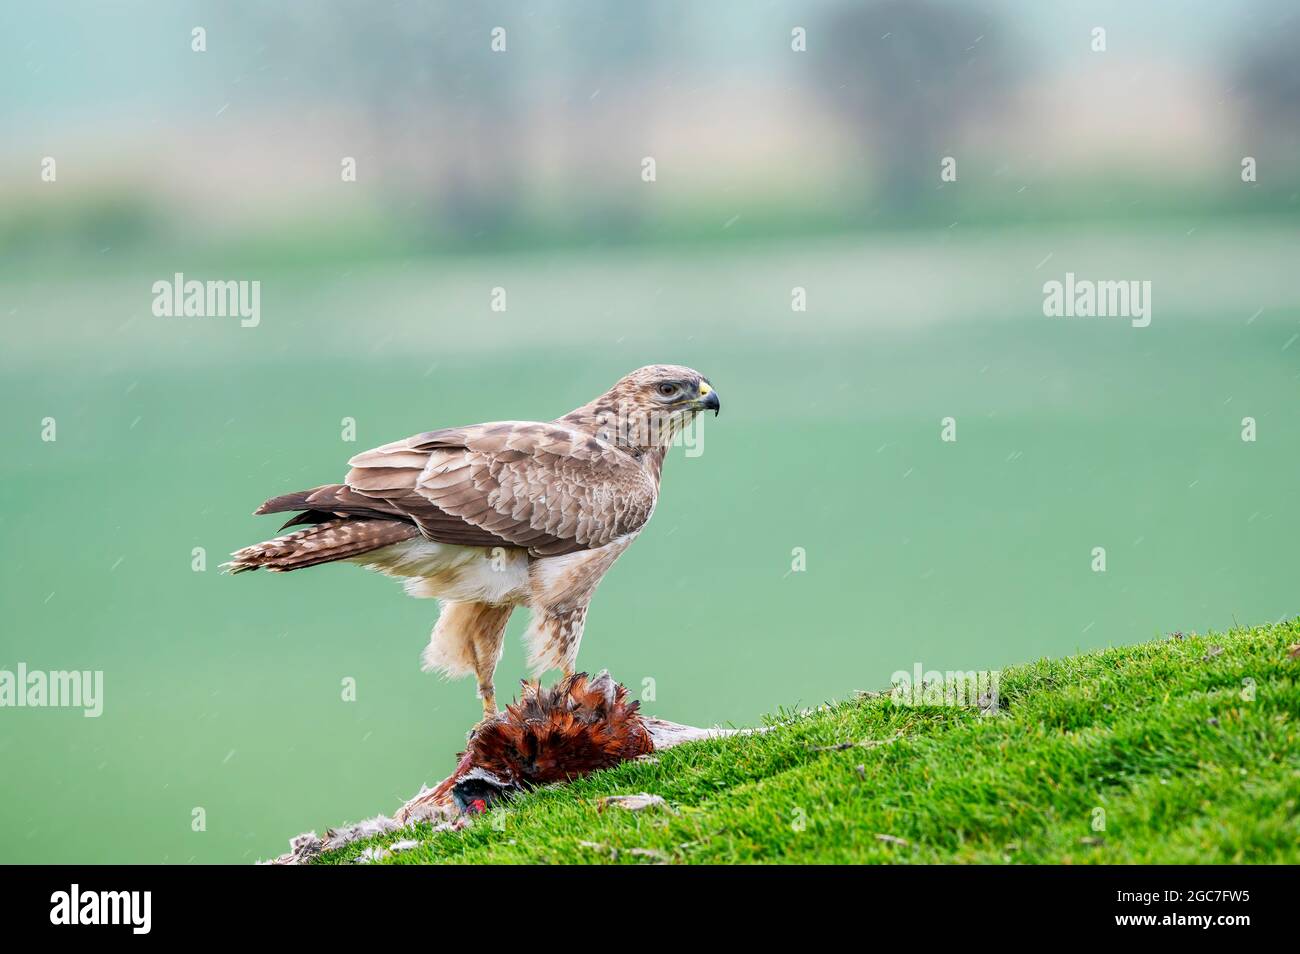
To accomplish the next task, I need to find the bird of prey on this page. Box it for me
[227,365,720,723]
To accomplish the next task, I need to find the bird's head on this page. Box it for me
[572,364,720,451]
[450,767,516,816]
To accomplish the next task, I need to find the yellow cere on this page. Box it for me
[699,382,712,396]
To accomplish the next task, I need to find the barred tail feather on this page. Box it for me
[224,518,418,574]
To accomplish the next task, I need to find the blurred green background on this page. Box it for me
[1,1,1297,863]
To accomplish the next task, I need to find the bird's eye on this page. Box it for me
[656,383,678,398]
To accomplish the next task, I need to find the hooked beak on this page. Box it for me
[697,381,721,416]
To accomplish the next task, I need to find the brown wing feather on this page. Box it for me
[410,423,657,555]
[253,422,655,557]
[338,421,656,557]
[253,483,517,549]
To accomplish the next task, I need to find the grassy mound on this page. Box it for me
[315,621,1300,864]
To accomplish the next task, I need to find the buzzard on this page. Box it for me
[227,365,720,723]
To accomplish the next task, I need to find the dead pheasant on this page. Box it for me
[267,672,751,863]
[415,671,727,817]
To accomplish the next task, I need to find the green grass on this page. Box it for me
[314,620,1300,864]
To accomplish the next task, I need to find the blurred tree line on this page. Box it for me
[231,0,1300,245]
[7,0,1296,258]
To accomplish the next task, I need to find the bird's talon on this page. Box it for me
[468,713,500,739]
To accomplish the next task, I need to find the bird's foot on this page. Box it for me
[467,714,500,740]
[468,697,501,740]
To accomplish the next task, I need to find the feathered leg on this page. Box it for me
[420,601,514,719]
[522,606,588,679]
[522,537,632,679]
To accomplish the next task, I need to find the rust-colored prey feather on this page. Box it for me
[464,672,654,788]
